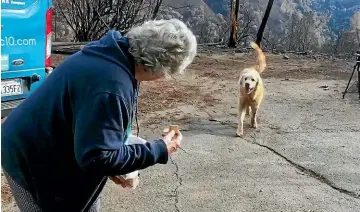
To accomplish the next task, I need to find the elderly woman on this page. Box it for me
[1,19,197,211]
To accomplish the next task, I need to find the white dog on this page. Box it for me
[236,41,266,137]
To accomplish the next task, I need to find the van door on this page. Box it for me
[1,0,52,102]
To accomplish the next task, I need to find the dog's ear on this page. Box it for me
[255,76,262,89]
[256,81,261,91]
[257,75,263,85]
[238,75,244,85]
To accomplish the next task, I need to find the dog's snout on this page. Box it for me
[245,83,250,88]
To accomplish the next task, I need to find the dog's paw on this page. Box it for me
[236,129,244,137]
[251,119,258,129]
[251,123,258,129]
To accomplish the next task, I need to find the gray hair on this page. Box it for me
[126,18,197,75]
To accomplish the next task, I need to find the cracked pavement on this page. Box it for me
[169,156,182,212]
[101,77,360,212]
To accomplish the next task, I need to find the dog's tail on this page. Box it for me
[250,41,266,73]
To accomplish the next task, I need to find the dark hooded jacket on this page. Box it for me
[1,30,168,211]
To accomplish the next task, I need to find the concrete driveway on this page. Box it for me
[101,78,360,212]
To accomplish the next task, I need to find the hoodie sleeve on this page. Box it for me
[74,92,168,176]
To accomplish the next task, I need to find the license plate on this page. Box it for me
[1,79,23,97]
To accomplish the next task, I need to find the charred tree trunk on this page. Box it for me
[256,0,275,47]
[151,0,164,19]
[228,0,240,48]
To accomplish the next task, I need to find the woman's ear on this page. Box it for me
[135,65,164,81]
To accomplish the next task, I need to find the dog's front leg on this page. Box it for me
[250,105,259,129]
[246,106,251,116]
[236,102,247,137]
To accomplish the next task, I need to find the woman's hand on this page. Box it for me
[109,175,140,189]
[109,176,128,188]
[162,128,183,154]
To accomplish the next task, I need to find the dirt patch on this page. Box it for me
[263,56,354,80]
[1,121,14,206]
[137,77,221,128]
[1,175,13,205]
[190,56,246,71]
[192,54,354,81]
[138,80,202,114]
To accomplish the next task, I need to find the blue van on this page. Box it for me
[1,0,53,118]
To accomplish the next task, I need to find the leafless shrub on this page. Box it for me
[54,0,164,41]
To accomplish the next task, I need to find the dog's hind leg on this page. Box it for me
[236,102,247,137]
